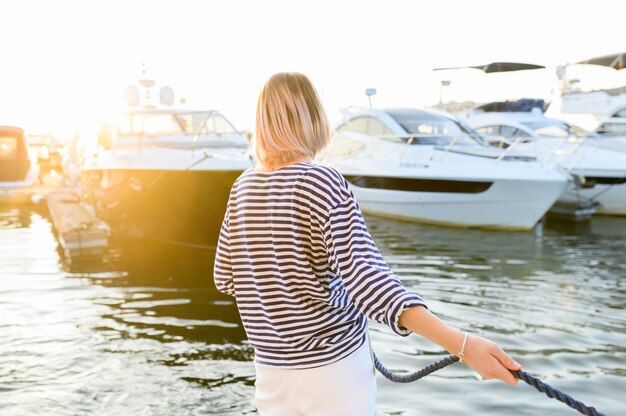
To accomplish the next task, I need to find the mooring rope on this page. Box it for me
[372,353,605,416]
[373,353,460,383]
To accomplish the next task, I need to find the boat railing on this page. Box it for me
[114,110,249,155]
[438,134,461,161]
[492,136,525,162]
[328,131,605,172]
[560,139,598,172]
[501,135,598,172]
[329,132,536,163]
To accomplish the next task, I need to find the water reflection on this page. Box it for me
[1,205,256,416]
[0,205,624,415]
[69,235,249,351]
[0,205,33,228]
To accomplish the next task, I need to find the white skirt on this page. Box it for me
[254,339,377,416]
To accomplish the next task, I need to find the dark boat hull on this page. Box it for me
[81,169,242,249]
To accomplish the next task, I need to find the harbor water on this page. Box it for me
[0,204,624,415]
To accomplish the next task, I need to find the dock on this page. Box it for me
[45,189,110,259]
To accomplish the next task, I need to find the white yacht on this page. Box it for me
[546,51,626,132]
[81,82,252,249]
[321,107,569,230]
[466,107,626,151]
[466,108,626,215]
[434,55,626,136]
[0,126,39,203]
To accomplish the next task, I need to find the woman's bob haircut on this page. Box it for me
[255,72,330,167]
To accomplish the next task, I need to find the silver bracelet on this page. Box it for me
[457,333,469,363]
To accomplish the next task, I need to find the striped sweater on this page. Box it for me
[214,162,426,368]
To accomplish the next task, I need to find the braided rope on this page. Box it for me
[372,353,605,416]
[373,352,459,383]
[510,369,605,416]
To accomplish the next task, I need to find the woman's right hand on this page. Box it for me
[461,335,521,386]
[398,306,522,386]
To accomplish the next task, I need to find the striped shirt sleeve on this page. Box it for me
[214,205,235,296]
[322,188,427,336]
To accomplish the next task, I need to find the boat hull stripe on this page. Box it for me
[343,175,493,193]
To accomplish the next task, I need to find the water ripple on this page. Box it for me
[0,206,624,415]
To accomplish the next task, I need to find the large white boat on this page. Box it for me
[0,126,39,203]
[465,109,626,215]
[81,82,252,249]
[546,51,626,132]
[320,107,569,230]
[434,55,626,136]
[466,105,626,150]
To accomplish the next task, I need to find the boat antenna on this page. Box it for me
[365,88,377,108]
[439,80,451,105]
[138,63,156,104]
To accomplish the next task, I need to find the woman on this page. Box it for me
[214,72,521,415]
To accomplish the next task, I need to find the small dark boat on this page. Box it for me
[0,126,38,203]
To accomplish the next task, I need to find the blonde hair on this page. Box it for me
[255,72,330,167]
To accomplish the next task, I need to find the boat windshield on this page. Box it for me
[523,121,595,139]
[393,115,485,146]
[116,111,239,138]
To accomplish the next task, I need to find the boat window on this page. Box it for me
[0,136,18,161]
[337,117,368,134]
[474,126,499,136]
[328,132,365,157]
[396,118,482,146]
[474,125,534,146]
[525,121,589,138]
[474,125,529,139]
[597,121,626,136]
[116,111,238,137]
[337,117,399,141]
[368,118,395,137]
[499,126,531,139]
[198,113,239,136]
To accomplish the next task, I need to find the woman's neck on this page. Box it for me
[255,156,313,173]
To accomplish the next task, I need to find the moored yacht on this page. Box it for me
[321,107,569,230]
[81,82,252,249]
[546,51,626,132]
[0,126,39,203]
[465,108,626,215]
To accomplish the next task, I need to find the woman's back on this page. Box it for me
[214,162,424,369]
